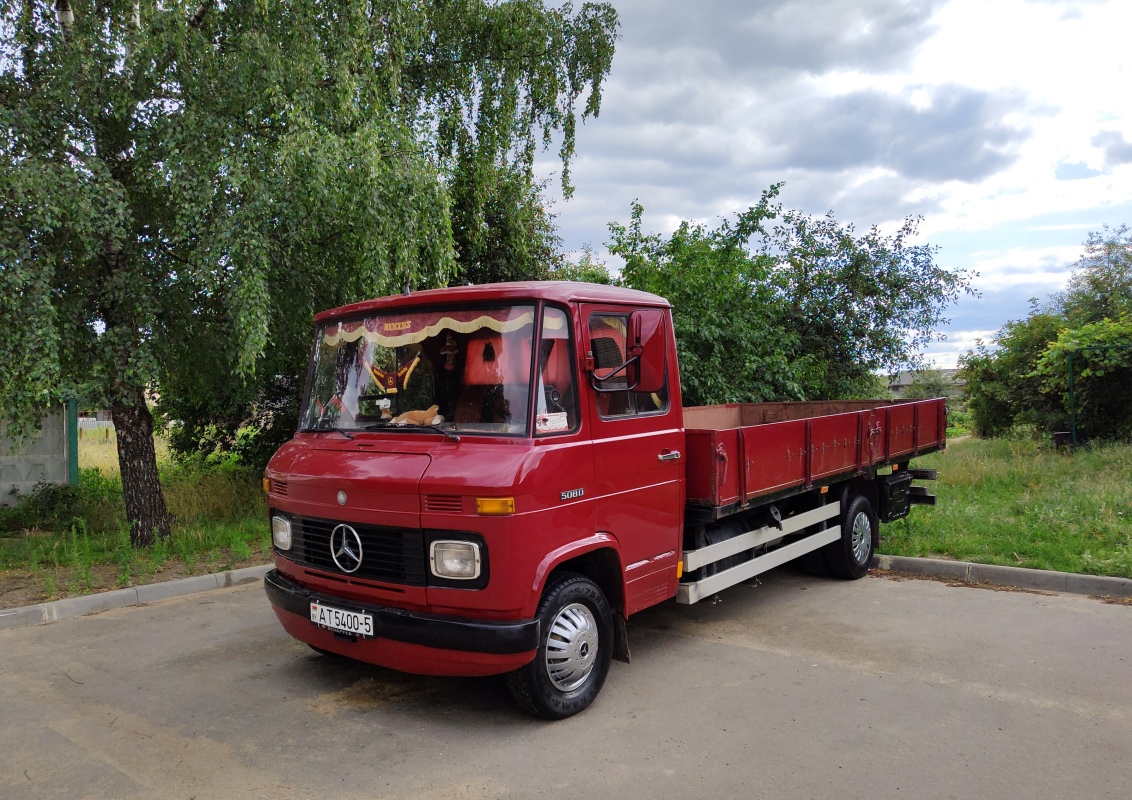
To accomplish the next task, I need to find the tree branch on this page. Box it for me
[55,0,74,32]
[66,144,93,166]
[189,0,215,30]
[420,47,555,69]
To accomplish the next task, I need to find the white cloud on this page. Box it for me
[968,246,1081,290]
[923,328,1000,368]
[545,0,1132,351]
[1092,131,1132,167]
[1027,223,1099,232]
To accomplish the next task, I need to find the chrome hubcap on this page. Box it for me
[851,510,873,565]
[544,602,599,691]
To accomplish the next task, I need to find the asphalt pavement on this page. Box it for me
[1,569,1129,800]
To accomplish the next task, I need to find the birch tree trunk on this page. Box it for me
[112,387,171,546]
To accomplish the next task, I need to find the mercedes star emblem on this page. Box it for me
[329,524,363,573]
[336,490,347,505]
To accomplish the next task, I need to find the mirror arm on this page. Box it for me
[589,355,641,393]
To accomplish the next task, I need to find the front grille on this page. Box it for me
[272,479,289,497]
[288,516,427,586]
[424,494,463,513]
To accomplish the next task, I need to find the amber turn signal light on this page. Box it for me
[475,497,515,515]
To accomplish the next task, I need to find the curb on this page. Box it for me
[3,556,1128,634]
[872,554,1132,598]
[0,564,271,633]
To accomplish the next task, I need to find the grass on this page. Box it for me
[881,437,1132,578]
[77,429,171,475]
[4,429,1130,608]
[0,433,268,608]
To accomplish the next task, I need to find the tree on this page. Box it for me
[610,189,802,406]
[0,1,618,544]
[552,244,613,284]
[905,369,950,399]
[1035,316,1132,441]
[610,187,973,406]
[959,309,1066,437]
[1060,224,1132,326]
[448,162,562,286]
[764,209,973,399]
[960,226,1132,440]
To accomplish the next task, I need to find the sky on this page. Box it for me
[536,0,1132,368]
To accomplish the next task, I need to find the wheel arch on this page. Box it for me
[837,478,880,547]
[529,536,625,616]
[529,536,629,663]
[551,548,626,618]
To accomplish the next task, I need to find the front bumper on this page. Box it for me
[264,569,539,655]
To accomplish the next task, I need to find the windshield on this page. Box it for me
[301,304,545,436]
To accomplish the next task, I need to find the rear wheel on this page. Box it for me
[824,494,876,579]
[506,572,613,719]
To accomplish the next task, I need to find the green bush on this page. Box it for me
[0,482,82,533]
[1036,316,1132,441]
[960,311,1066,438]
[75,468,127,534]
[946,406,972,438]
[961,226,1132,441]
[1,459,264,538]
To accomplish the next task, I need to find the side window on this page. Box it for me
[535,307,579,435]
[588,313,669,419]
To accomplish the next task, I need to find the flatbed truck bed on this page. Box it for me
[677,398,946,603]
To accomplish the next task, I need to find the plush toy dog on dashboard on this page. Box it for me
[392,405,444,426]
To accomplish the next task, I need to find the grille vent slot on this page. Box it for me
[424,494,463,513]
[272,479,289,497]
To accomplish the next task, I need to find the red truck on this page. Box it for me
[263,282,943,717]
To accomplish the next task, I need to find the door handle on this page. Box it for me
[658,450,681,462]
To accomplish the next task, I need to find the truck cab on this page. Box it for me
[264,282,683,716]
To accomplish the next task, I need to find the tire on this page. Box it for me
[505,572,614,719]
[823,494,877,580]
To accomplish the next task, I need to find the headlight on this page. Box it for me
[430,540,481,579]
[271,515,292,551]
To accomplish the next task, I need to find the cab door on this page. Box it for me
[582,305,684,614]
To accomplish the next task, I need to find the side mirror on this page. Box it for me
[587,309,667,394]
[630,309,667,394]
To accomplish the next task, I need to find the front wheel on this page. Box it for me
[824,494,877,580]
[505,572,613,719]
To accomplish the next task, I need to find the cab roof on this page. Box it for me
[313,281,671,323]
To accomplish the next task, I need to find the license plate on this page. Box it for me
[310,601,374,638]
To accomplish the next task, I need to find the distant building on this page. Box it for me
[888,369,966,399]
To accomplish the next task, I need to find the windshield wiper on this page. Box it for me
[300,423,355,439]
[360,420,460,442]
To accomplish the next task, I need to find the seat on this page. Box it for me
[454,333,531,425]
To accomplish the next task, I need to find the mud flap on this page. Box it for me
[613,614,631,664]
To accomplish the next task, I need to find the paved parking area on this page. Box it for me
[1,570,1129,799]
